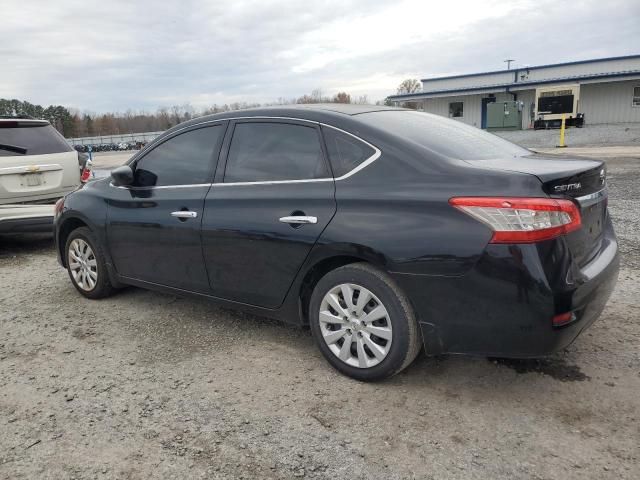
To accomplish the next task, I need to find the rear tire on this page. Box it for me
[65,227,116,299]
[309,262,422,381]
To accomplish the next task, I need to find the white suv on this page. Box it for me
[0,117,90,234]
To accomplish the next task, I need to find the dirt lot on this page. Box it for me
[1,156,639,480]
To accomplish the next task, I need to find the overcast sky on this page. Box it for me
[2,0,639,113]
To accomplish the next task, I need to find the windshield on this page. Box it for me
[0,123,73,157]
[357,110,529,160]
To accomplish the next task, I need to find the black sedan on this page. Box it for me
[54,105,619,381]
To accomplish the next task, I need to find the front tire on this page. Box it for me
[65,227,115,299]
[309,263,422,381]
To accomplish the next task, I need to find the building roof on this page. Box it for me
[418,54,640,83]
[389,54,640,101]
[390,71,640,100]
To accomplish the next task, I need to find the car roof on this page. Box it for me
[177,104,408,130]
[282,104,405,115]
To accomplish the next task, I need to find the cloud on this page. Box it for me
[1,0,638,112]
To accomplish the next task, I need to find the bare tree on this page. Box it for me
[170,105,182,125]
[311,89,324,102]
[332,92,351,104]
[157,107,171,129]
[396,79,421,94]
[394,79,422,110]
[181,103,195,121]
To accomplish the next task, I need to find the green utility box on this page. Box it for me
[486,101,523,131]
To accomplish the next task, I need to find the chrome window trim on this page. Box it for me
[110,182,211,190]
[0,163,64,174]
[575,188,607,207]
[216,118,381,186]
[111,116,381,189]
[216,178,335,187]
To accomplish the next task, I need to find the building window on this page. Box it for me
[634,86,640,107]
[449,102,464,118]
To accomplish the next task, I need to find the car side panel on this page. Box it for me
[284,140,561,348]
[319,138,546,276]
[54,180,111,268]
[393,219,619,357]
[277,130,550,326]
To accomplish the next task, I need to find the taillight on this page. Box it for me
[552,312,575,327]
[80,167,92,183]
[78,153,92,183]
[449,197,581,243]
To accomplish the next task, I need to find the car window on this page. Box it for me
[357,110,529,160]
[224,122,328,182]
[0,123,73,157]
[133,125,223,187]
[322,127,375,177]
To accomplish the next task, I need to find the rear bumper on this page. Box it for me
[0,204,54,234]
[393,219,619,357]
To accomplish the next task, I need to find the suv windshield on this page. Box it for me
[357,110,529,160]
[0,122,73,157]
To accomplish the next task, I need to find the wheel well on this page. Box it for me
[299,255,370,324]
[58,218,89,266]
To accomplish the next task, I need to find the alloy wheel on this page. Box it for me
[319,283,393,368]
[68,238,98,291]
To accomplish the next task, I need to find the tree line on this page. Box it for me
[0,80,420,139]
[0,99,77,137]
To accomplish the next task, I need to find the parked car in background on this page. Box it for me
[54,105,618,381]
[73,142,146,153]
[1,117,91,234]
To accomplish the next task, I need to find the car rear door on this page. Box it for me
[201,119,336,309]
[0,120,80,204]
[106,123,226,293]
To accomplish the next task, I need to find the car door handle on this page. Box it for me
[279,215,317,225]
[171,211,198,219]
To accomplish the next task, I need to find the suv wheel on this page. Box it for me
[65,227,115,299]
[309,263,421,381]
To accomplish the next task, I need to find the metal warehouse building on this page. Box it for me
[388,54,640,130]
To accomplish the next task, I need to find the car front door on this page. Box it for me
[201,119,336,309]
[106,123,226,293]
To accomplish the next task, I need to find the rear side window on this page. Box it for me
[0,123,73,157]
[134,125,223,187]
[224,122,328,182]
[322,127,375,177]
[357,110,528,160]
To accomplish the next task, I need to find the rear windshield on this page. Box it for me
[357,110,528,160]
[0,123,73,157]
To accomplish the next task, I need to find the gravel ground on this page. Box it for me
[1,156,639,480]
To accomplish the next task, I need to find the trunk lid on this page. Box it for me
[0,151,81,204]
[466,154,607,266]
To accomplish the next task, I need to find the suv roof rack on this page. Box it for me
[0,114,37,120]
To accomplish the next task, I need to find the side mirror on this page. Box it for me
[111,165,134,186]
